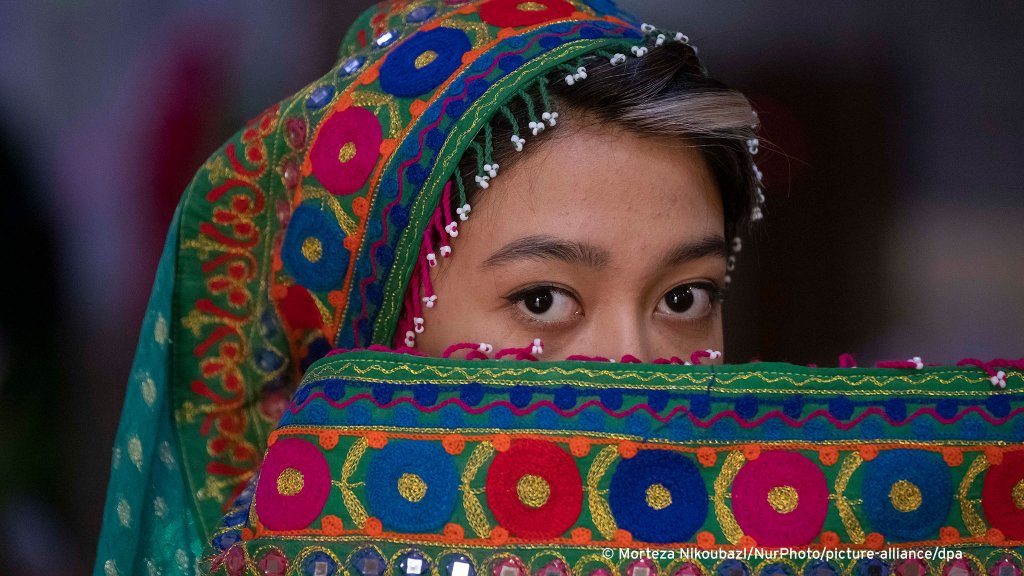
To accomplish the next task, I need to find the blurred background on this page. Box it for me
[0,1,1021,573]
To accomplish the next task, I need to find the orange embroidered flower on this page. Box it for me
[942,447,963,467]
[352,197,369,218]
[442,434,466,455]
[858,445,879,461]
[820,531,840,547]
[444,523,465,541]
[940,526,960,543]
[696,531,715,549]
[613,529,633,544]
[618,441,638,459]
[985,446,1003,466]
[322,515,344,536]
[409,99,430,117]
[491,434,511,452]
[328,289,348,308]
[366,432,388,449]
[364,517,383,536]
[490,526,509,545]
[742,444,761,461]
[986,528,1005,544]
[864,532,884,549]
[319,433,338,450]
[571,527,592,544]
[819,447,839,467]
[697,448,717,467]
[241,528,255,541]
[569,436,591,458]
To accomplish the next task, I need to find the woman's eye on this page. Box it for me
[509,286,580,324]
[657,283,720,319]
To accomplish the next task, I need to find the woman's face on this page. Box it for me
[415,123,727,361]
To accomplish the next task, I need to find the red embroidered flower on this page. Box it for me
[485,439,583,538]
[309,106,382,196]
[478,0,575,28]
[981,449,1024,539]
[730,450,828,547]
[253,437,331,531]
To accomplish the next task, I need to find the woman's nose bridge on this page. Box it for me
[584,308,653,360]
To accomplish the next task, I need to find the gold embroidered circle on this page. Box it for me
[767,485,799,514]
[338,141,357,164]
[645,483,673,510]
[277,467,305,496]
[1012,478,1024,509]
[517,474,551,508]
[301,237,323,262]
[889,479,922,512]
[398,473,428,502]
[517,2,547,11]
[415,50,438,69]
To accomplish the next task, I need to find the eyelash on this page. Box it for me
[504,282,727,327]
[504,284,581,328]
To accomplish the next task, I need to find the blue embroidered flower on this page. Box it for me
[861,449,952,541]
[380,28,472,97]
[608,450,707,543]
[366,441,459,532]
[281,204,348,292]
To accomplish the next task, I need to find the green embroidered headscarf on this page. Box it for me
[94,1,1023,575]
[96,0,705,572]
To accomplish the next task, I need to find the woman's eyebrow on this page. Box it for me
[482,234,611,269]
[662,235,729,267]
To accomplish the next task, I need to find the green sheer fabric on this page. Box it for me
[94,209,205,575]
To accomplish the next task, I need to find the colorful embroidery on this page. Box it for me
[253,437,331,531]
[202,349,1024,575]
[607,449,708,543]
[366,440,460,532]
[485,438,583,539]
[171,1,654,534]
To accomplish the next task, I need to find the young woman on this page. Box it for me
[95,0,762,572]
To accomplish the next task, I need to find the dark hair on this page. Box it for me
[454,42,761,243]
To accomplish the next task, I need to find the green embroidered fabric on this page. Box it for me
[203,351,1024,576]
